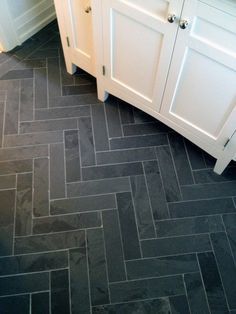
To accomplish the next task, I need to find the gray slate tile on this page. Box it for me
[49,94,99,108]
[47,58,61,99]
[4,81,20,135]
[222,213,236,262]
[123,121,168,136]
[20,118,77,133]
[0,295,30,314]
[19,79,33,122]
[0,174,15,189]
[0,145,48,161]
[0,69,33,80]
[31,292,50,314]
[0,160,32,175]
[35,105,90,120]
[79,116,96,167]
[169,295,190,314]
[193,167,236,184]
[64,130,81,182]
[62,84,97,96]
[50,143,65,199]
[91,104,109,151]
[51,269,70,314]
[34,68,48,109]
[104,97,122,138]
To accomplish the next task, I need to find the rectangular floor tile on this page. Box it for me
[0,295,30,313]
[110,134,168,150]
[67,177,130,197]
[193,167,236,184]
[185,140,206,170]
[130,175,156,239]
[91,104,109,151]
[143,160,169,220]
[102,209,126,282]
[87,228,110,306]
[50,194,116,215]
[0,102,4,147]
[51,269,70,314]
[169,198,236,218]
[0,174,15,189]
[123,121,168,136]
[0,272,49,296]
[169,295,190,314]
[33,211,101,234]
[116,192,141,260]
[19,78,33,122]
[4,81,20,135]
[82,162,143,181]
[49,94,99,108]
[0,190,16,256]
[198,252,228,313]
[141,234,211,258]
[64,130,81,182]
[184,272,210,314]
[31,292,50,314]
[49,143,65,199]
[96,147,156,165]
[0,250,67,276]
[35,105,90,120]
[155,215,224,238]
[126,254,198,280]
[0,159,32,175]
[47,58,61,99]
[104,97,122,138]
[34,68,48,109]
[156,146,182,202]
[222,213,236,262]
[118,99,134,124]
[15,173,32,236]
[0,145,48,161]
[62,84,97,96]
[69,248,90,314]
[33,158,49,217]
[79,116,96,167]
[0,69,33,80]
[109,275,184,303]
[14,230,85,254]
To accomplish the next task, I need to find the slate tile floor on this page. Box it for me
[0,20,236,314]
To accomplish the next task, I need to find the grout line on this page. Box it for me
[182,273,192,314]
[67,251,72,314]
[12,174,18,255]
[85,229,93,314]
[18,80,21,135]
[89,105,98,166]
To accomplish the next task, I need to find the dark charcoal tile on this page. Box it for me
[96,147,156,165]
[69,248,90,314]
[31,292,50,314]
[67,177,130,197]
[48,58,61,99]
[79,116,96,167]
[156,146,182,202]
[50,143,65,199]
[133,108,159,123]
[82,162,143,181]
[184,272,210,314]
[74,73,96,85]
[0,145,48,161]
[33,158,49,217]
[0,102,4,147]
[198,252,228,313]
[59,53,74,85]
[155,215,224,238]
[0,295,30,314]
[118,99,134,124]
[193,167,236,184]
[0,159,32,175]
[15,173,32,236]
[49,94,99,108]
[185,140,206,170]
[143,160,169,220]
[123,121,168,136]
[64,130,81,182]
[0,174,15,189]
[20,118,77,133]
[117,192,141,260]
[29,48,59,59]
[62,84,97,96]
[104,97,122,138]
[110,134,168,150]
[35,105,90,120]
[0,251,67,276]
[126,254,198,280]
[168,133,194,185]
[20,79,33,122]
[110,275,184,303]
[181,181,236,200]
[130,175,156,239]
[15,230,85,254]
[102,209,126,282]
[141,234,211,258]
[4,81,20,135]
[87,228,110,306]
[4,131,63,147]
[211,232,236,309]
[34,68,48,108]
[51,269,70,314]
[222,213,236,262]
[15,59,46,69]
[169,295,190,314]
[91,104,109,151]
[51,194,116,215]
[0,69,33,80]
[169,198,236,218]
[33,211,101,234]
[93,298,171,314]
[0,272,49,296]
[0,190,15,256]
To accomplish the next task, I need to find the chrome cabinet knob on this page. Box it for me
[85,6,91,13]
[179,20,189,29]
[167,14,176,23]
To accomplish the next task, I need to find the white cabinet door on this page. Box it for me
[161,0,236,150]
[100,0,184,112]
[63,0,95,76]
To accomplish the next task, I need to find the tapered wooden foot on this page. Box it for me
[97,85,109,102]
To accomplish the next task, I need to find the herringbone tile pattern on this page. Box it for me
[0,21,236,314]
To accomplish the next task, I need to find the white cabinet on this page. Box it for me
[54,0,95,76]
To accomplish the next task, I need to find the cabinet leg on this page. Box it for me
[97,85,109,102]
[214,157,231,175]
[65,61,76,75]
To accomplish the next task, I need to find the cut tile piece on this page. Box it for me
[31,292,50,314]
[0,295,30,314]
[51,269,70,314]
[64,130,81,182]
[50,143,65,199]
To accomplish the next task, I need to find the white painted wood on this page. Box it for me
[160,0,236,152]
[100,0,184,112]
